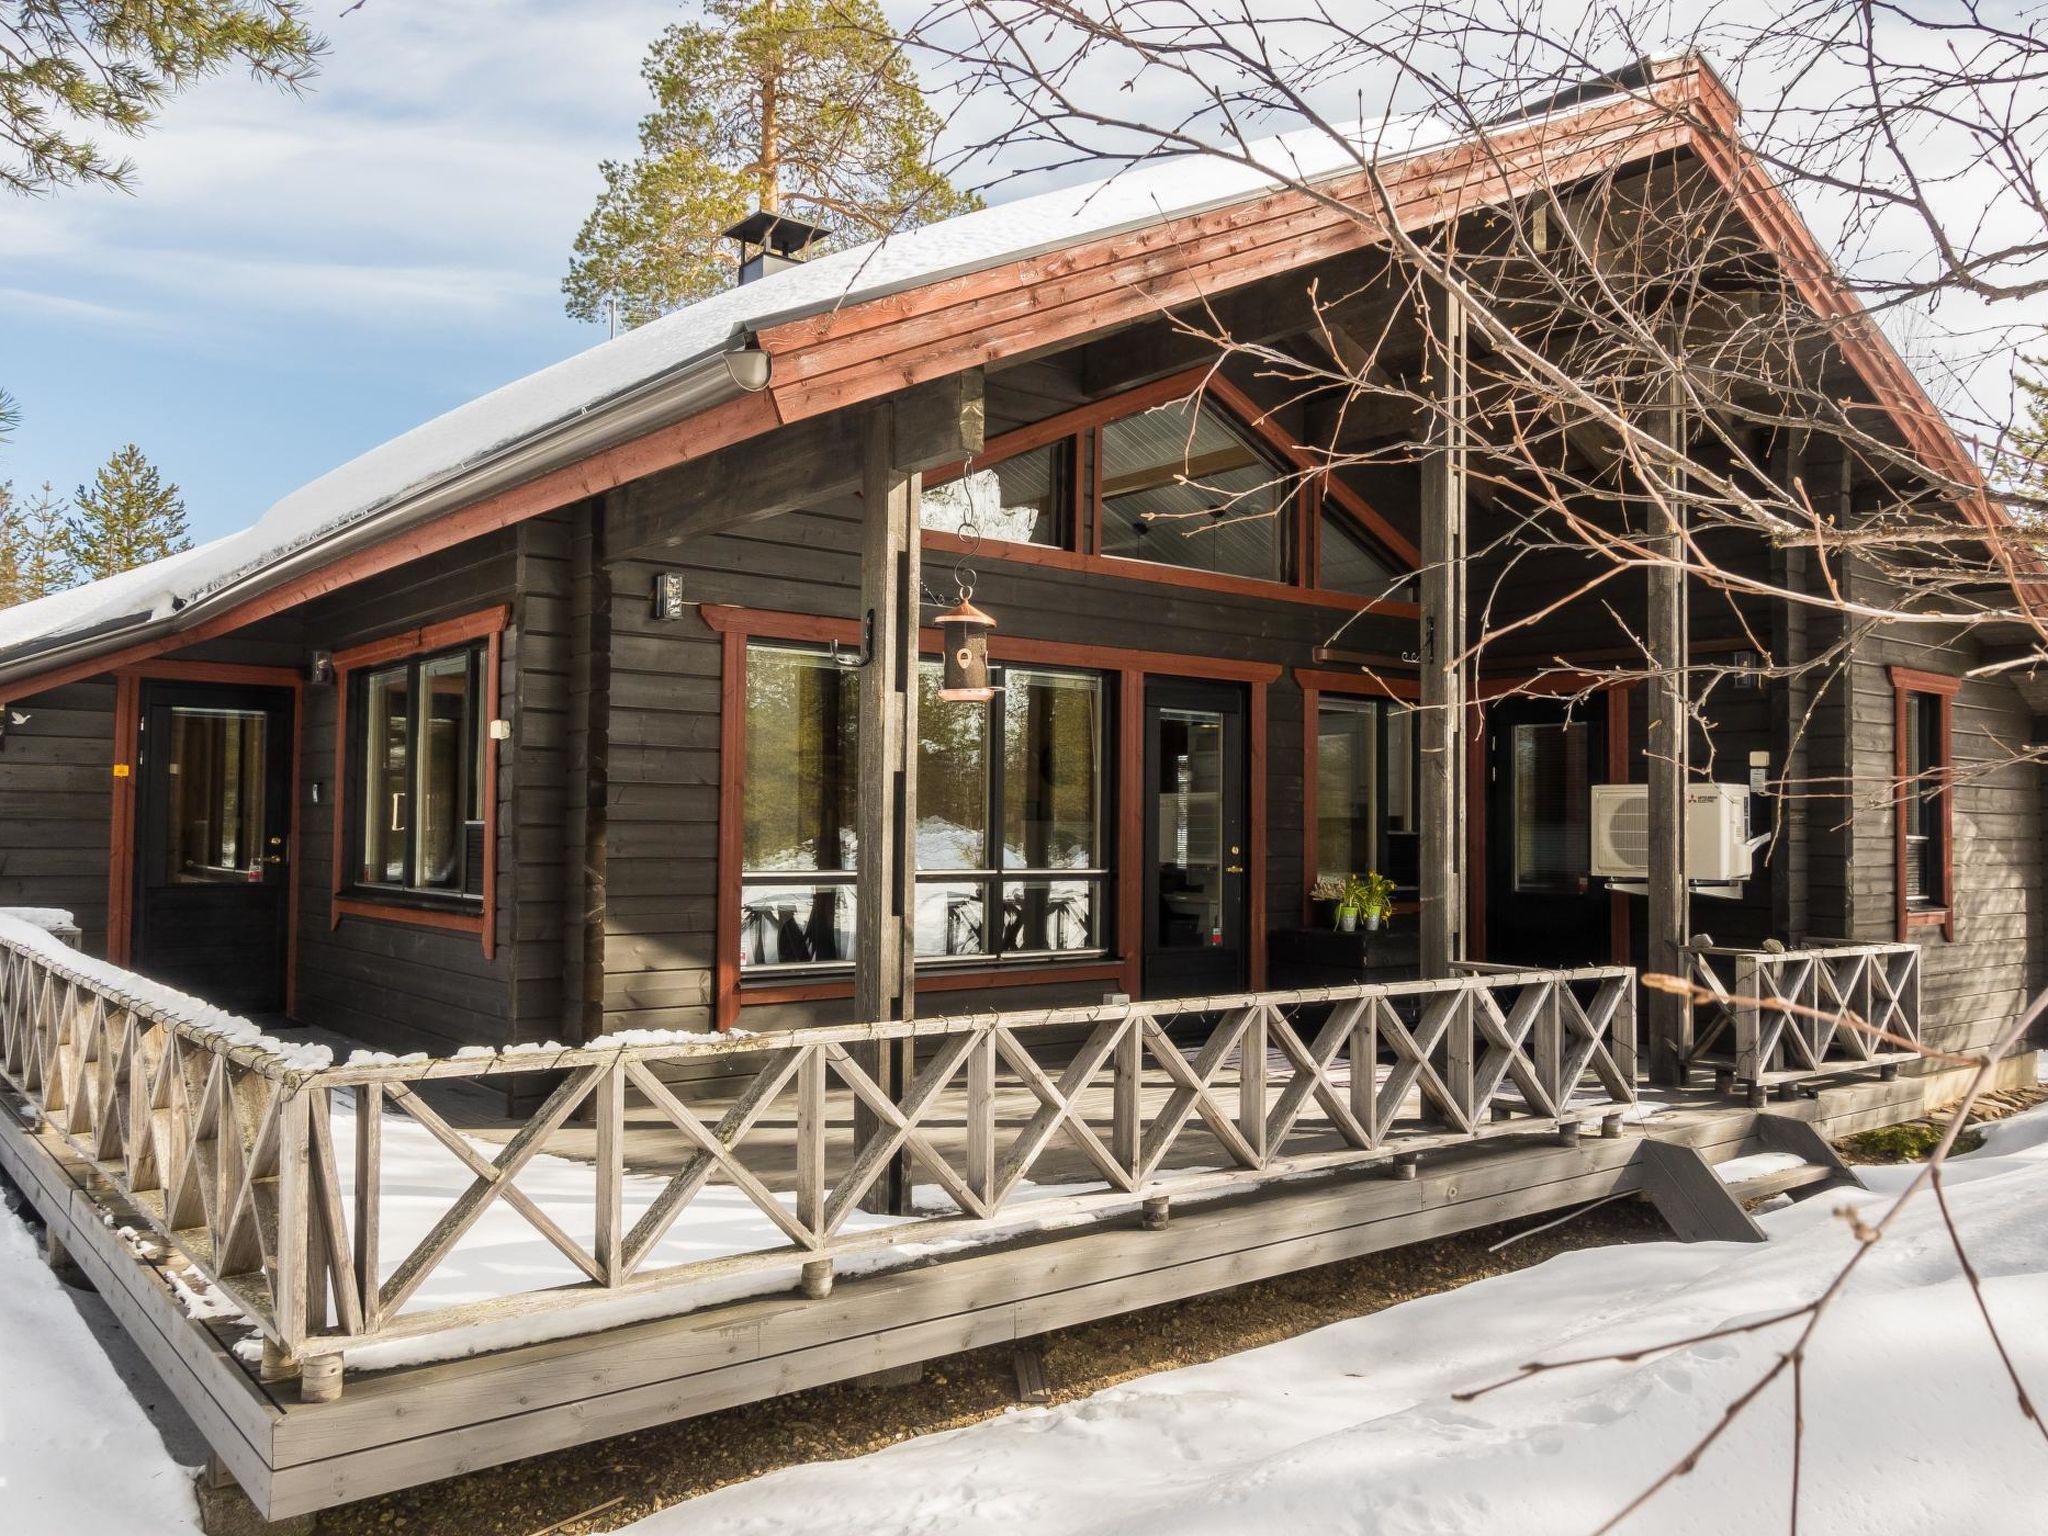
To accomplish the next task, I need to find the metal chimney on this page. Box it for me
[722,211,832,285]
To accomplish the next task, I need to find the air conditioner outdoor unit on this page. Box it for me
[1591,783,1756,885]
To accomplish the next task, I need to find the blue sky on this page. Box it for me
[1,2,679,544]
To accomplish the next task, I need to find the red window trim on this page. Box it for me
[924,367,1420,613]
[703,603,1276,1029]
[330,605,509,957]
[1889,665,1959,943]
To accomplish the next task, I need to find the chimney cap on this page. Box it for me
[722,210,832,257]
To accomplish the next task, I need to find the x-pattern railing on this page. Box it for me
[0,931,1633,1394]
[1682,941,1921,1087]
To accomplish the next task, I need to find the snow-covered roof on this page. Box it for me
[0,107,1526,676]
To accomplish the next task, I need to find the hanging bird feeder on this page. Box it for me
[934,597,997,702]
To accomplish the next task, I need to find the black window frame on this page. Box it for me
[345,640,489,909]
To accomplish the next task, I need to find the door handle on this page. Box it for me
[1225,864,1244,874]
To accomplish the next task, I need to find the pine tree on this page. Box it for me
[63,445,190,583]
[1,482,77,606]
[564,0,978,326]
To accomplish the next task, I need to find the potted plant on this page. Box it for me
[1354,871,1397,932]
[1333,874,1367,933]
[1309,875,1345,930]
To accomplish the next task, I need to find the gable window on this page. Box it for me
[1891,666,1958,939]
[739,642,1109,972]
[923,374,1411,605]
[351,643,488,899]
[1315,697,1419,892]
[1099,397,1293,581]
[920,439,1071,548]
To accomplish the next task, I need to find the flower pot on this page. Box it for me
[1363,913,1383,932]
[1336,910,1358,933]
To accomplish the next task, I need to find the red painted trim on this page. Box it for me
[1291,667,1420,700]
[107,661,304,1015]
[920,530,1419,618]
[1890,666,1957,943]
[332,898,486,937]
[329,605,509,956]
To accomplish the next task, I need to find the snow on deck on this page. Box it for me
[616,1107,2048,1536]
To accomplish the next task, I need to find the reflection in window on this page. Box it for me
[166,708,266,883]
[741,644,1108,969]
[1099,398,1291,580]
[1320,506,1396,595]
[355,646,486,898]
[921,441,1069,547]
[1513,722,1591,895]
[1903,692,1946,907]
[1315,698,1421,893]
[741,646,858,967]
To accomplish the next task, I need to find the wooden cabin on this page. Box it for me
[0,55,2040,1522]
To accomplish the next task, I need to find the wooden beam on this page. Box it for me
[853,404,922,1216]
[1417,281,1468,979]
[1646,370,1691,1083]
[608,371,983,559]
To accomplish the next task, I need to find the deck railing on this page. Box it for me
[1681,940,1921,1090]
[0,927,1633,1392]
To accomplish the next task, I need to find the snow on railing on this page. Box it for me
[0,930,1633,1399]
[1681,940,1921,1095]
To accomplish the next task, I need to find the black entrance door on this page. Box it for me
[1143,679,1249,997]
[133,681,294,1016]
[1484,695,1608,968]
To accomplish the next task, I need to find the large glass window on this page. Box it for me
[921,441,1071,547]
[1320,506,1397,596]
[741,643,1108,971]
[354,644,487,898]
[1099,398,1293,580]
[1315,698,1419,893]
[1512,721,1592,896]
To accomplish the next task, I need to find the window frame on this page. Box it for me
[330,607,506,954]
[1295,667,1423,922]
[708,605,1281,1029]
[1890,665,1959,942]
[736,641,1114,976]
[925,369,1418,616]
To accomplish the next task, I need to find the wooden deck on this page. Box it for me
[1,1063,1940,1520]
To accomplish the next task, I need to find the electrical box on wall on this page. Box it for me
[1590,783,1760,890]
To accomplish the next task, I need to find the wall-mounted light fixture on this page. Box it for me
[308,650,335,686]
[652,570,690,621]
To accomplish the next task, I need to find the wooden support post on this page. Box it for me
[1418,279,1468,979]
[799,1259,834,1299]
[299,1352,343,1404]
[1141,1194,1171,1230]
[41,1225,86,1287]
[854,403,922,1216]
[593,1062,624,1287]
[1646,368,1692,1084]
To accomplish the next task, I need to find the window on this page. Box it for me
[352,644,487,899]
[1892,666,1956,935]
[1319,506,1399,596]
[921,440,1071,548]
[1512,721,1592,896]
[1314,698,1419,892]
[165,708,267,883]
[739,642,1108,971]
[740,645,859,968]
[1099,397,1293,581]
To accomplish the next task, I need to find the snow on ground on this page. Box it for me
[617,1107,2048,1536]
[0,1199,201,1533]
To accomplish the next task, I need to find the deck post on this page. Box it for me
[1646,365,1692,1084]
[1417,277,1468,979]
[854,403,921,1215]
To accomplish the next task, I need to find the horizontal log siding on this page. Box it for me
[0,680,116,951]
[598,490,1414,1061]
[1842,615,2042,1058]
